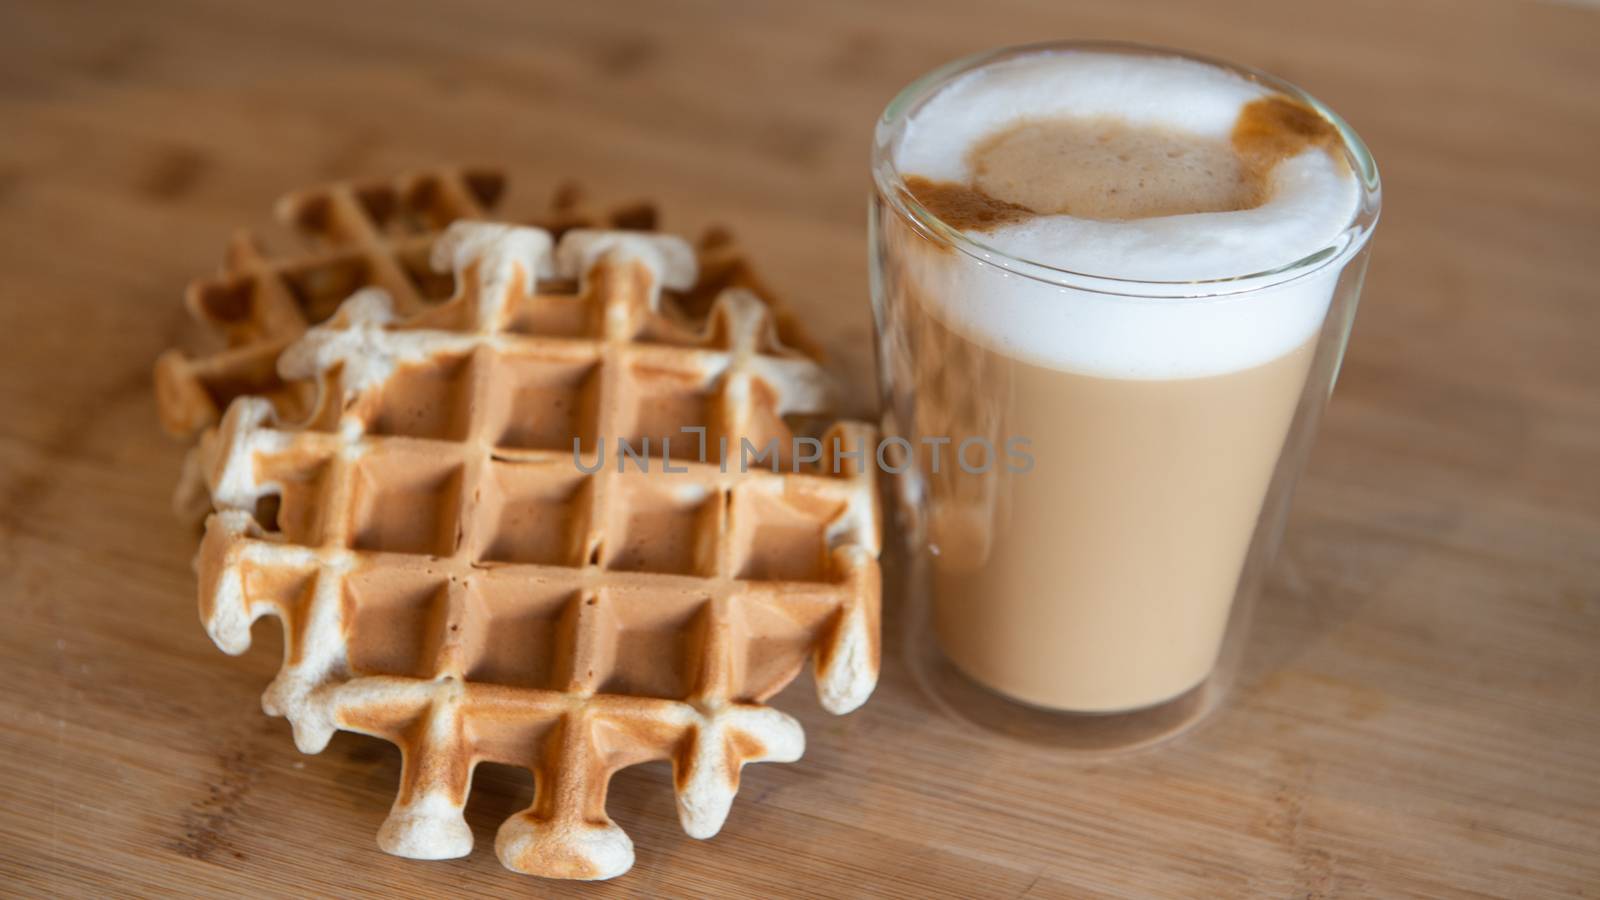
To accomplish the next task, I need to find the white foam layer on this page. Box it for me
[890,50,1362,378]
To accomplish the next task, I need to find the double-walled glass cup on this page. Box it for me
[869,42,1381,753]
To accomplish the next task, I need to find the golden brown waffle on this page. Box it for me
[154,167,665,437]
[195,222,881,880]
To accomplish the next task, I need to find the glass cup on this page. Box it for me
[869,42,1381,753]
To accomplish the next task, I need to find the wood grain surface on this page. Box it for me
[3,0,1597,896]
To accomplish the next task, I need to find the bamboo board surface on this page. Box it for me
[2,0,1597,895]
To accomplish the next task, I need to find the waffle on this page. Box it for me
[158,168,820,521]
[155,167,659,438]
[195,221,881,880]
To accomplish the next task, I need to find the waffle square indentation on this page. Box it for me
[467,580,578,690]
[615,362,719,461]
[350,450,464,556]
[605,482,719,576]
[731,488,840,583]
[279,253,374,325]
[594,589,709,701]
[367,353,477,441]
[734,599,834,703]
[492,354,602,452]
[478,465,589,566]
[343,572,451,678]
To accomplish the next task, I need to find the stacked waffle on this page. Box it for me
[158,170,881,880]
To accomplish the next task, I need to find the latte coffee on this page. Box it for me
[871,45,1379,729]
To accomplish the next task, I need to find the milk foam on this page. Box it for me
[889,50,1366,378]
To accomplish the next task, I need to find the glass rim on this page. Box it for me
[872,40,1383,300]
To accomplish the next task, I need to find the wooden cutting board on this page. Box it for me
[3,0,1596,895]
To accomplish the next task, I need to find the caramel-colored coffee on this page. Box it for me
[897,120,1329,709]
[917,303,1316,710]
[881,69,1355,712]
[876,47,1373,736]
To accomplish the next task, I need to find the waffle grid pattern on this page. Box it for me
[156,168,821,525]
[196,222,880,880]
[155,167,668,437]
